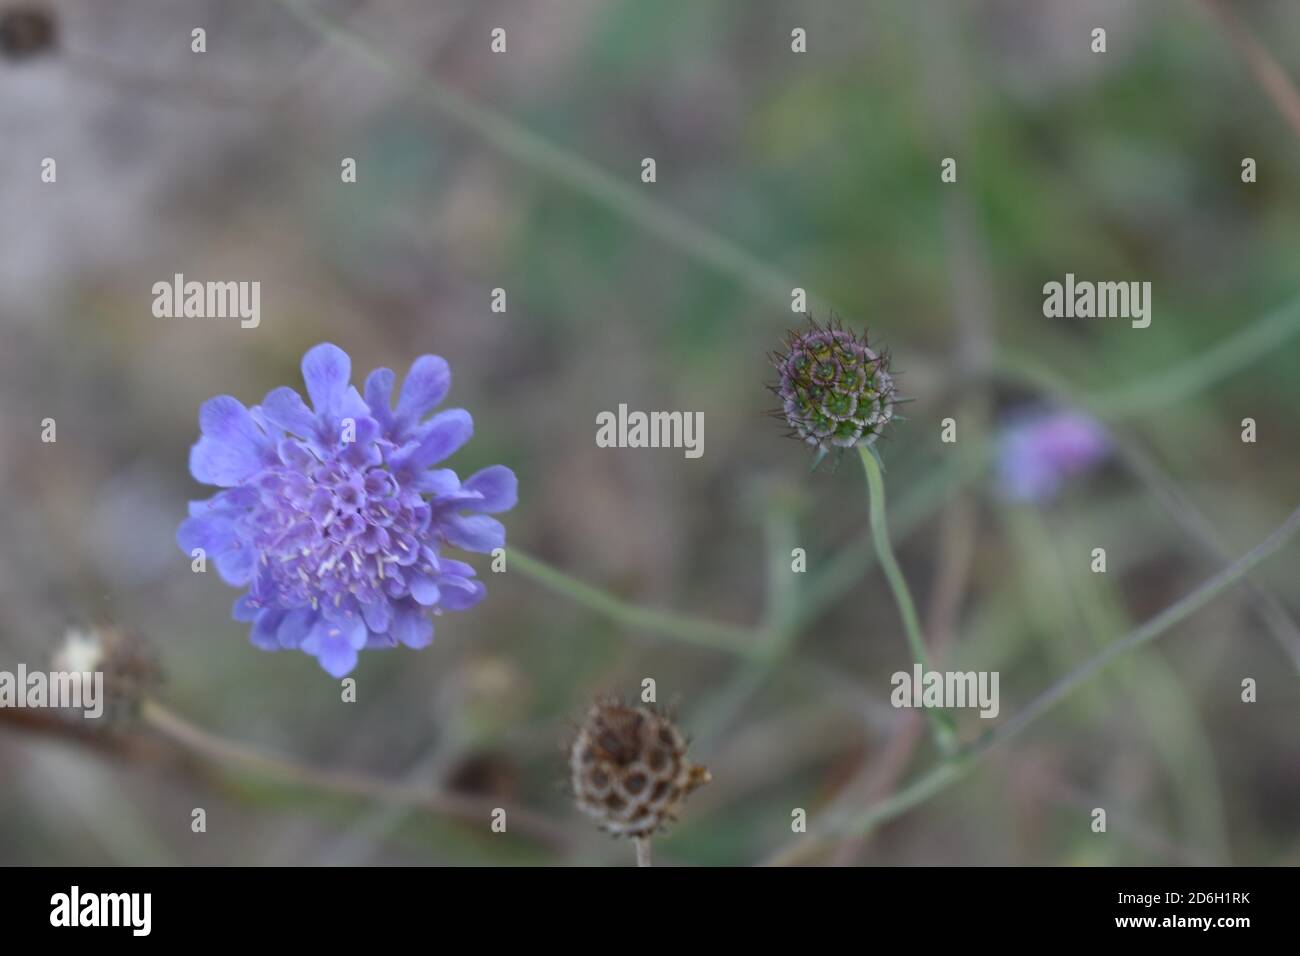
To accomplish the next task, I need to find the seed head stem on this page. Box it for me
[857,445,958,756]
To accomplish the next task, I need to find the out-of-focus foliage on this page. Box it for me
[1,0,1298,866]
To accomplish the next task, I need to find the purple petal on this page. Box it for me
[412,468,462,496]
[438,558,477,578]
[199,396,273,458]
[187,490,242,519]
[176,514,238,557]
[339,416,382,468]
[260,386,318,439]
[250,609,287,650]
[333,386,373,427]
[189,434,268,487]
[232,594,261,622]
[437,575,486,611]
[361,598,392,633]
[393,409,472,472]
[389,602,434,649]
[408,572,441,606]
[431,490,485,511]
[313,641,358,678]
[395,355,451,424]
[462,465,517,513]
[364,367,396,424]
[277,438,317,471]
[302,615,366,677]
[441,514,505,552]
[214,544,255,586]
[276,609,316,650]
[301,344,352,417]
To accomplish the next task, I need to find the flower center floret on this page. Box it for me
[242,434,441,633]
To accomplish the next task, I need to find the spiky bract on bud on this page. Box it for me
[769,315,897,453]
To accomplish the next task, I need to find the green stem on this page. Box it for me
[137,700,570,850]
[275,0,808,312]
[796,448,985,632]
[836,500,1300,839]
[507,548,760,658]
[994,289,1300,422]
[690,465,980,746]
[857,445,958,755]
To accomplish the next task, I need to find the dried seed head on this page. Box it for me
[51,626,162,725]
[445,750,519,801]
[568,699,710,838]
[0,7,57,59]
[770,315,897,453]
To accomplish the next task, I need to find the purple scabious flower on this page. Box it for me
[996,409,1109,503]
[177,343,516,677]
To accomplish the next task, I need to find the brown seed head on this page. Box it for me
[568,699,709,838]
[51,626,163,725]
[0,7,57,59]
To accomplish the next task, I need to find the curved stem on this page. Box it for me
[1199,0,1300,145]
[838,501,1300,841]
[995,289,1300,422]
[508,548,760,658]
[139,699,569,850]
[275,0,802,310]
[857,446,957,755]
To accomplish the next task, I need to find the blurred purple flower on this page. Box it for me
[177,343,516,677]
[996,409,1109,503]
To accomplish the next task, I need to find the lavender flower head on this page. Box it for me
[769,316,897,453]
[177,343,516,677]
[996,409,1109,503]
